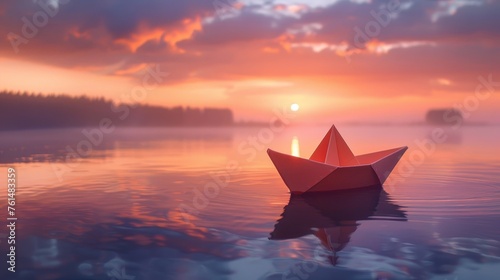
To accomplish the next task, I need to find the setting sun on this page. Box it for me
[291,103,300,112]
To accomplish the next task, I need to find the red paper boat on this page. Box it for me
[267,125,407,194]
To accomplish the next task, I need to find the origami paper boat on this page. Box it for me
[267,125,407,194]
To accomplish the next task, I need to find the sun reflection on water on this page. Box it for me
[291,136,300,157]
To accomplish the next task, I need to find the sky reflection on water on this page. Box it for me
[0,125,499,280]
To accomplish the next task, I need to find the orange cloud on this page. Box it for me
[111,17,202,54]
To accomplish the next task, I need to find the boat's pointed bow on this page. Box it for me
[370,146,408,184]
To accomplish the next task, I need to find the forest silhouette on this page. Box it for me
[0,91,234,130]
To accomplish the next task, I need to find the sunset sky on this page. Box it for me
[1,0,499,123]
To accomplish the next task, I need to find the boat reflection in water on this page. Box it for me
[269,186,407,265]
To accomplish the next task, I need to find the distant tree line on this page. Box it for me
[0,91,234,130]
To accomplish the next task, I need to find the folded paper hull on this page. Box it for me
[267,146,407,194]
[267,125,407,194]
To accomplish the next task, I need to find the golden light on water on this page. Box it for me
[291,136,300,157]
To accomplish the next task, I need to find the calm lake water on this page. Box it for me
[1,125,499,280]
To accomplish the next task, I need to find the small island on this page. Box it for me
[425,108,463,126]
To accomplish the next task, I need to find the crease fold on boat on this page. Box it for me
[267,124,408,194]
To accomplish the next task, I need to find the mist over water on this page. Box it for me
[1,125,499,279]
